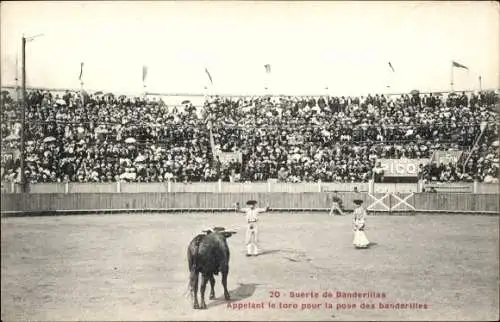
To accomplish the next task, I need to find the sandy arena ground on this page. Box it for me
[1,212,499,321]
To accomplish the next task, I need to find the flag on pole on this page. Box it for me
[78,62,84,81]
[205,68,213,85]
[388,61,395,73]
[264,64,271,73]
[142,65,148,82]
[452,61,468,70]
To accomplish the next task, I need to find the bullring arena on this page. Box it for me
[2,2,500,320]
[1,187,499,321]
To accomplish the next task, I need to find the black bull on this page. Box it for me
[187,228,236,309]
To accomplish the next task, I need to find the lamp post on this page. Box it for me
[20,33,44,192]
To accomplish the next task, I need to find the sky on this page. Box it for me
[1,1,499,96]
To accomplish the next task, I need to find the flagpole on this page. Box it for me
[142,65,147,98]
[264,64,270,96]
[204,68,213,99]
[206,73,216,168]
[15,51,20,102]
[450,62,454,92]
[80,80,84,106]
[386,67,391,91]
[386,65,391,91]
[79,62,84,107]
[264,65,268,95]
[264,73,268,96]
[209,72,214,99]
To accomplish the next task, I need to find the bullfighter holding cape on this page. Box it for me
[352,199,370,248]
[235,200,270,256]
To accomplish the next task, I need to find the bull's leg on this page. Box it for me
[190,271,199,309]
[222,269,230,300]
[209,275,216,300]
[199,274,209,309]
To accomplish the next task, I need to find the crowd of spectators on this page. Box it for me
[207,91,499,183]
[1,88,498,184]
[2,90,223,183]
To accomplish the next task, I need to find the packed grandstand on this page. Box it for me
[1,88,498,184]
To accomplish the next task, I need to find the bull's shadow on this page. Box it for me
[207,283,260,308]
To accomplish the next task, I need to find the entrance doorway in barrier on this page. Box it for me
[368,177,418,213]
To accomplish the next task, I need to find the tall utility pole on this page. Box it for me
[20,36,26,192]
[20,33,43,193]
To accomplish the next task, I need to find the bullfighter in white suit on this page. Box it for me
[235,200,270,256]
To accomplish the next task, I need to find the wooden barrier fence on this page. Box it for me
[1,181,497,194]
[1,192,498,215]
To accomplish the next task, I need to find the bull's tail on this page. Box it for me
[183,279,191,299]
[187,265,198,301]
